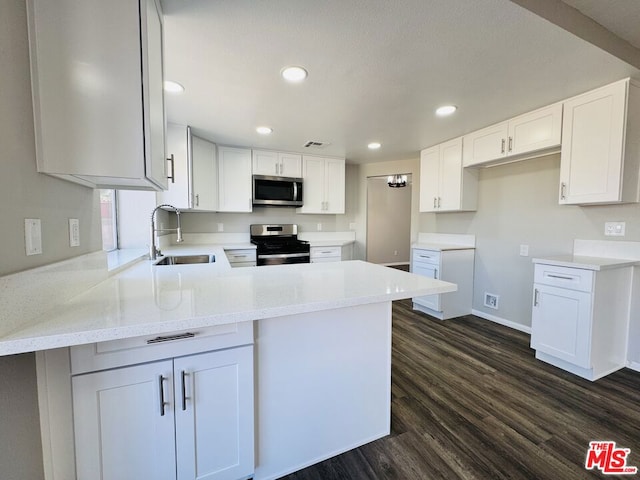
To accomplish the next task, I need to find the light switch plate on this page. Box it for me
[217,223,224,232]
[25,218,42,255]
[605,222,625,236]
[519,244,529,257]
[69,218,80,247]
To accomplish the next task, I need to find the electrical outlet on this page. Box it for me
[605,222,625,236]
[484,293,499,310]
[519,244,529,257]
[25,218,42,256]
[217,223,224,232]
[317,223,322,231]
[69,218,80,247]
[393,250,398,256]
[349,222,356,230]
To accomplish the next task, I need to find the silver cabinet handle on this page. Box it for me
[560,182,567,200]
[232,254,248,258]
[159,375,168,416]
[419,255,432,259]
[167,154,175,183]
[501,138,506,154]
[434,268,438,278]
[433,197,437,209]
[547,274,574,281]
[508,136,513,152]
[438,197,441,208]
[194,194,200,207]
[533,288,540,306]
[147,332,196,344]
[181,370,188,411]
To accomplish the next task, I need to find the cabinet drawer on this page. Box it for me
[310,246,341,259]
[225,249,257,263]
[534,264,594,292]
[412,249,441,266]
[70,322,254,374]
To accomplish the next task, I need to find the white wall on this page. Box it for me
[0,0,102,477]
[420,153,640,355]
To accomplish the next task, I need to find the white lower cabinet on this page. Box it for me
[72,345,254,480]
[531,262,631,380]
[225,248,257,267]
[411,247,474,320]
[310,244,352,263]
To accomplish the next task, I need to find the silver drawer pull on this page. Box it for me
[419,255,432,259]
[147,332,196,344]
[547,274,574,281]
[321,251,333,254]
[232,255,248,258]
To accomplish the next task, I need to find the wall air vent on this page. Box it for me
[304,141,330,148]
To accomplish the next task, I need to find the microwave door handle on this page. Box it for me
[293,181,298,201]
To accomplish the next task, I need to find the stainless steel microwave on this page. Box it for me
[252,175,303,207]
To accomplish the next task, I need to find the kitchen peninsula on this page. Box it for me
[0,252,456,480]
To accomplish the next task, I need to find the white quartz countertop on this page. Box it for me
[308,240,355,247]
[0,259,456,355]
[412,243,476,251]
[532,255,640,271]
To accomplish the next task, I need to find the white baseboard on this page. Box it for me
[628,361,640,372]
[471,309,531,334]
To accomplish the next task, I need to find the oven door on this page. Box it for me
[257,252,310,266]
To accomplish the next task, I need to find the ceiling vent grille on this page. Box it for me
[303,140,330,148]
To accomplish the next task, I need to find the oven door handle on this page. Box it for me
[258,253,310,259]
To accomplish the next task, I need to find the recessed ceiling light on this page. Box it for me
[368,142,381,150]
[281,66,308,83]
[256,126,273,135]
[164,80,185,94]
[436,105,457,116]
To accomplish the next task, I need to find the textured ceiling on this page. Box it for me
[161,0,639,164]
[562,0,640,49]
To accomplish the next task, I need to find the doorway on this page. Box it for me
[366,175,412,266]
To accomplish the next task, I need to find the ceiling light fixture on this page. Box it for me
[281,66,308,83]
[436,105,457,116]
[368,142,381,150]
[256,126,273,135]
[387,174,407,188]
[164,80,185,94]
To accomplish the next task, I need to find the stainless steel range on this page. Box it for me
[250,224,310,266]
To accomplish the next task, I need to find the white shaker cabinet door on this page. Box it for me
[419,146,440,212]
[298,156,326,213]
[175,346,255,480]
[252,150,280,176]
[324,158,346,214]
[559,81,627,204]
[462,122,508,167]
[218,146,252,212]
[72,361,176,480]
[278,152,303,177]
[191,135,218,211]
[508,103,562,157]
[531,284,592,368]
[412,262,441,312]
[438,138,463,211]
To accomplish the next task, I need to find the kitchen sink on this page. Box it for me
[154,254,216,266]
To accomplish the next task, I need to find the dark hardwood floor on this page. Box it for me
[282,298,640,480]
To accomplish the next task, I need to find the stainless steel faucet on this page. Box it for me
[150,204,183,260]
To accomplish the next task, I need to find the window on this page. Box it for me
[100,190,118,251]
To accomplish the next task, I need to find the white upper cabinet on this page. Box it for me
[419,137,477,213]
[559,79,640,205]
[158,124,217,211]
[463,122,509,167]
[27,0,168,190]
[218,146,253,212]
[252,150,302,177]
[297,156,345,214]
[463,103,562,168]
